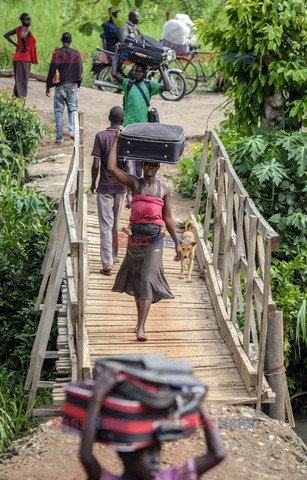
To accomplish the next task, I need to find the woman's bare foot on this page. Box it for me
[136,329,148,341]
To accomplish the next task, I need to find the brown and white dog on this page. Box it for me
[179,220,197,283]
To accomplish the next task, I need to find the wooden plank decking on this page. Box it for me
[85,213,257,404]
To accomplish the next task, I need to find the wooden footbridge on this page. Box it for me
[25,114,293,425]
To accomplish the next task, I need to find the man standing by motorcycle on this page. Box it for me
[100,7,121,52]
[119,11,140,43]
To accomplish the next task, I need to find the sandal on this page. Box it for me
[100,267,112,276]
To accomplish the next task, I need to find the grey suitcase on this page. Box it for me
[118,123,185,164]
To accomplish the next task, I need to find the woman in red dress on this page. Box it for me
[4,13,38,98]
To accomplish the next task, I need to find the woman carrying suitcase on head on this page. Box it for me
[108,126,181,342]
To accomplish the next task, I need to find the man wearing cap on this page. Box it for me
[101,7,120,52]
[119,11,140,43]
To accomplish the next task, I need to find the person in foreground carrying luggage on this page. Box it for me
[80,365,227,480]
[111,44,171,179]
[108,126,181,342]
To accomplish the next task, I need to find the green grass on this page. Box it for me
[0,0,225,87]
[0,0,166,87]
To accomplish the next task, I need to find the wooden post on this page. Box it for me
[78,112,84,170]
[264,310,285,421]
[256,237,272,410]
[203,144,219,244]
[230,195,246,325]
[212,158,225,272]
[194,130,211,218]
[222,177,234,309]
[243,215,258,356]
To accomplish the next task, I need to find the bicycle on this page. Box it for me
[91,48,187,101]
[170,49,221,95]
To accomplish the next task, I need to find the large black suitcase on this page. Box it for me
[120,34,164,68]
[118,123,185,164]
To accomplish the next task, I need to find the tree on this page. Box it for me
[59,0,214,36]
[196,0,307,132]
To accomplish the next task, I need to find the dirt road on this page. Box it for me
[1,77,226,200]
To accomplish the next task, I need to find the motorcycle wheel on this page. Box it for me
[160,71,187,101]
[96,65,118,93]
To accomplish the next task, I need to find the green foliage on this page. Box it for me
[0,89,51,160]
[0,368,36,454]
[0,366,52,454]
[196,0,307,131]
[271,256,306,364]
[220,126,307,258]
[0,184,53,367]
[271,256,307,401]
[0,0,226,88]
[0,62,56,454]
[174,128,307,398]
[173,142,203,199]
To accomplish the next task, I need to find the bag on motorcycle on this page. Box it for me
[62,353,207,450]
[118,123,185,164]
[120,34,164,68]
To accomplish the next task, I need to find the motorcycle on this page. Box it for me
[92,48,187,101]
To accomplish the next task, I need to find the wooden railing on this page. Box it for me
[192,130,293,423]
[25,112,90,411]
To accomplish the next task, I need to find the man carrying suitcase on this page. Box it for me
[111,45,171,180]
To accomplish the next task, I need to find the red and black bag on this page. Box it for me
[62,353,207,451]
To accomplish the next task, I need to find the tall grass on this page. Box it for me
[0,0,226,87]
[0,0,165,86]
[0,369,35,454]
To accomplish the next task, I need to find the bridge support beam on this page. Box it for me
[264,310,285,421]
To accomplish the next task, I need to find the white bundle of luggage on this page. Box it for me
[162,14,197,54]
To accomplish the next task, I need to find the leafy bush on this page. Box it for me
[173,142,204,199]
[0,184,53,367]
[196,0,307,131]
[219,126,307,259]
[0,368,36,454]
[0,89,51,160]
[174,132,307,399]
[0,83,55,453]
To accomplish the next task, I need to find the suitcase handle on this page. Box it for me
[135,52,148,58]
[117,380,182,409]
[171,391,205,419]
[153,420,194,442]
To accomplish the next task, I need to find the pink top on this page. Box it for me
[129,195,166,227]
[13,26,38,64]
[100,459,199,480]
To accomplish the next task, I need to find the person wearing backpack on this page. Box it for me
[111,45,171,179]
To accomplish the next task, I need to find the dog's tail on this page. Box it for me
[185,220,195,231]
